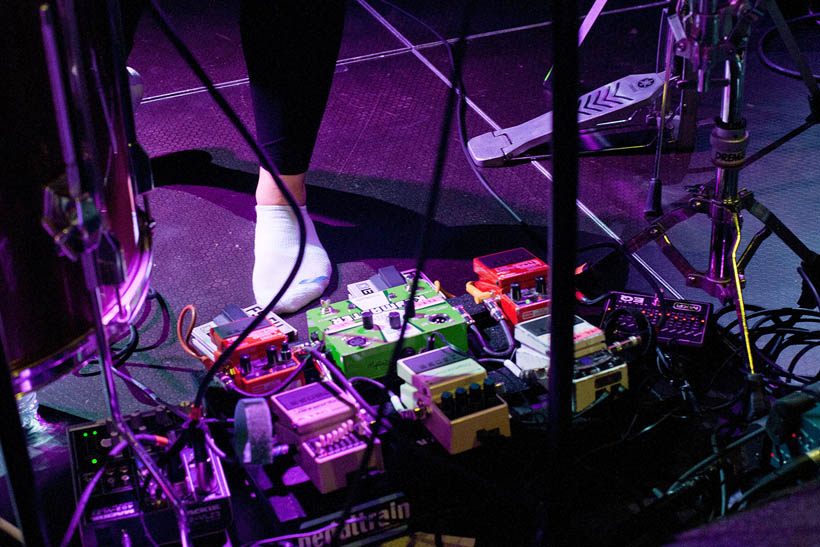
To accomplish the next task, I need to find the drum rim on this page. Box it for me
[102,216,154,326]
[13,229,153,394]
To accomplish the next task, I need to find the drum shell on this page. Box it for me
[0,1,152,393]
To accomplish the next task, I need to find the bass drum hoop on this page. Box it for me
[12,222,153,394]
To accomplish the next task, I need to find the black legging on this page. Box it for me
[240,0,346,175]
[124,0,346,175]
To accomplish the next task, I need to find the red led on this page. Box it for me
[771,452,775,458]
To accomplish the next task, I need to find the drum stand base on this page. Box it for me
[625,184,820,305]
[625,45,820,376]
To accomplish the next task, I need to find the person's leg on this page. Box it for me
[240,0,345,312]
[256,169,305,207]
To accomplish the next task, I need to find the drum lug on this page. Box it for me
[41,184,101,261]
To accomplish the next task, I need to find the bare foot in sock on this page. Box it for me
[252,204,331,313]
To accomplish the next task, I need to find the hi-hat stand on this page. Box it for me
[626,0,820,385]
[629,0,820,304]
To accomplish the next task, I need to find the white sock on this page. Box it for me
[253,205,331,313]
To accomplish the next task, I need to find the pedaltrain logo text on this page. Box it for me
[297,498,410,547]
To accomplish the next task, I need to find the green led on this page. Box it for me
[91,458,98,465]
[92,430,98,436]
[83,432,88,437]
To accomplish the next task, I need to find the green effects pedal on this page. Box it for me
[306,279,469,378]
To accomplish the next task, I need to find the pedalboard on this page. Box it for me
[605,291,711,347]
[473,248,550,324]
[398,347,511,454]
[270,382,384,493]
[306,276,469,378]
[68,408,231,547]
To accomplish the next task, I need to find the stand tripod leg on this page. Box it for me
[80,252,193,547]
[739,193,820,308]
[743,196,816,264]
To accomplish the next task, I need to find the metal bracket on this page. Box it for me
[41,184,101,261]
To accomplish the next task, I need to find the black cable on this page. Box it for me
[789,343,820,375]
[76,325,140,377]
[469,322,514,358]
[756,13,820,80]
[577,291,613,306]
[349,376,387,391]
[426,331,471,357]
[134,290,172,352]
[602,307,655,358]
[665,427,766,495]
[143,1,306,414]
[710,432,728,519]
[715,307,820,384]
[798,265,820,310]
[578,241,669,334]
[571,389,612,420]
[577,402,686,463]
[111,367,189,421]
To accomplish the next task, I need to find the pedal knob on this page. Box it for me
[266,346,278,367]
[389,311,401,330]
[362,310,374,330]
[239,354,252,375]
[535,276,546,295]
[510,282,522,301]
[280,342,292,362]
